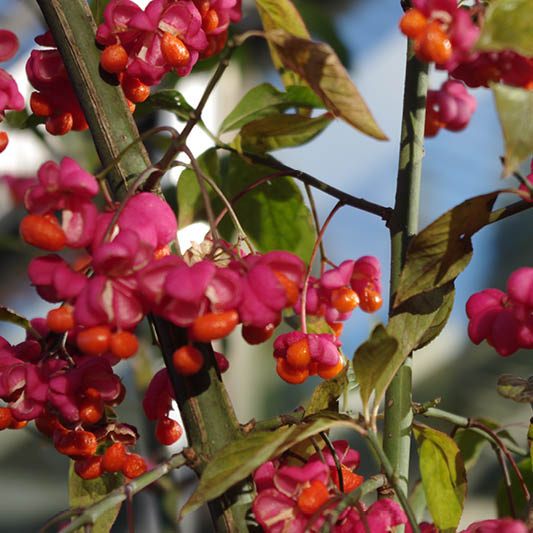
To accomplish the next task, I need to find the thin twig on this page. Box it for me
[365,430,421,533]
[320,431,344,493]
[495,445,516,518]
[42,452,188,533]
[304,184,328,272]
[182,146,256,253]
[301,202,344,334]
[470,421,530,502]
[218,146,393,221]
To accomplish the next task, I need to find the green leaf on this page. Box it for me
[138,89,195,122]
[4,109,34,129]
[265,30,387,140]
[255,0,311,88]
[306,366,348,416]
[352,325,398,420]
[219,83,324,134]
[496,458,533,518]
[454,428,490,472]
[492,83,533,176]
[180,413,356,517]
[306,315,335,335]
[89,0,112,25]
[219,153,315,261]
[413,424,467,531]
[476,0,533,57]
[394,193,500,307]
[454,417,518,472]
[177,151,315,261]
[69,463,123,533]
[375,283,455,415]
[497,374,533,403]
[176,148,220,228]
[0,306,40,338]
[234,112,332,152]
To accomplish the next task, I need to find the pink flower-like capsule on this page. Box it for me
[460,518,528,533]
[465,287,533,357]
[427,79,477,133]
[25,158,99,248]
[337,499,408,533]
[142,368,175,422]
[274,331,341,368]
[47,357,123,423]
[252,459,332,532]
[350,255,383,313]
[237,251,305,328]
[0,29,19,62]
[28,254,87,303]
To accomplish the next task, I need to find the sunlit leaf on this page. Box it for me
[413,424,467,531]
[0,306,40,338]
[492,83,533,176]
[219,153,315,261]
[69,462,123,533]
[497,374,533,403]
[476,0,533,57]
[255,0,311,88]
[234,112,332,152]
[352,325,398,420]
[265,30,387,140]
[306,316,335,335]
[177,151,315,261]
[219,83,323,134]
[180,413,356,517]
[394,193,501,307]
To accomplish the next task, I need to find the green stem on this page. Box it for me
[37,2,254,530]
[218,146,393,221]
[420,407,528,456]
[366,430,421,533]
[36,0,152,198]
[383,39,428,501]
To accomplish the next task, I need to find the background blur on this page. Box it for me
[0,0,531,531]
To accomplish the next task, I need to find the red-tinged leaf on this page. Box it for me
[476,0,533,57]
[179,413,356,518]
[265,29,387,140]
[413,424,467,531]
[393,192,502,307]
[68,462,123,533]
[492,83,533,176]
[255,0,311,88]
